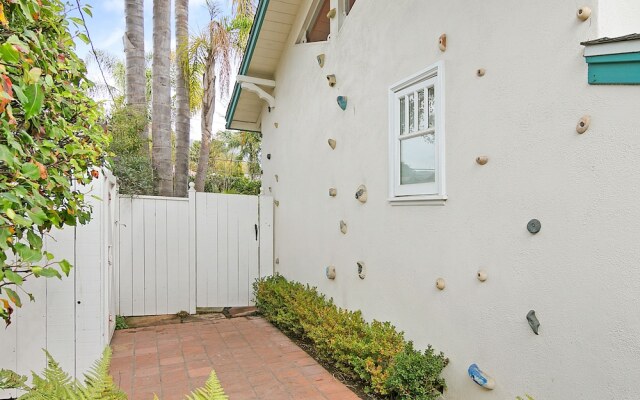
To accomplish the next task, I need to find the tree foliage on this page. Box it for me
[0,0,107,325]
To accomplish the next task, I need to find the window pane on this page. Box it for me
[418,89,425,131]
[400,134,436,185]
[399,97,406,135]
[428,86,435,128]
[408,93,415,133]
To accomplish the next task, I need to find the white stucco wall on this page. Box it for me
[598,0,640,38]
[258,1,640,399]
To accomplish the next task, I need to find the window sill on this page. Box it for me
[388,195,447,206]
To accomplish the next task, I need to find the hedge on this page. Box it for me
[253,275,448,399]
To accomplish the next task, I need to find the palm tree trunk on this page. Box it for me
[174,0,190,197]
[195,57,216,192]
[124,0,147,141]
[152,0,173,196]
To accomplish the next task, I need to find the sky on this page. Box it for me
[72,0,240,141]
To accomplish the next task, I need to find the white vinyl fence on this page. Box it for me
[0,171,117,400]
[115,187,274,317]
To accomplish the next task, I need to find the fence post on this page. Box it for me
[188,183,197,314]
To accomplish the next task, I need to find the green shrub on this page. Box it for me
[516,396,535,400]
[115,315,128,330]
[253,275,448,398]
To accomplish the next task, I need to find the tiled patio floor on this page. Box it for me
[110,316,361,400]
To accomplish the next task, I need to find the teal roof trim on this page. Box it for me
[585,52,640,85]
[225,0,271,130]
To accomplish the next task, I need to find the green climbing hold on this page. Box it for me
[337,96,347,110]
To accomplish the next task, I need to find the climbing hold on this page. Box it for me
[477,68,486,77]
[576,115,591,134]
[436,278,446,290]
[327,8,336,18]
[274,122,279,128]
[267,153,271,160]
[268,186,272,193]
[340,220,347,234]
[527,219,541,234]
[577,6,591,21]
[526,310,540,335]
[476,156,489,165]
[275,258,279,265]
[477,270,488,282]
[274,200,280,207]
[326,266,336,280]
[468,364,496,390]
[326,74,337,87]
[355,185,368,203]
[337,96,348,110]
[328,138,337,149]
[275,174,279,182]
[438,34,447,52]
[329,188,337,197]
[357,261,366,279]
[317,53,325,68]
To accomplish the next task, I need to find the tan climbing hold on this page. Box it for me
[275,174,279,182]
[274,122,279,128]
[476,156,489,165]
[328,138,337,149]
[355,185,368,203]
[357,261,366,279]
[275,258,280,265]
[327,8,336,18]
[326,265,336,280]
[576,115,591,134]
[577,6,591,21]
[438,34,447,52]
[340,220,347,234]
[326,74,337,87]
[477,68,486,77]
[329,188,337,197]
[436,278,446,290]
[317,54,325,68]
[274,200,280,207]
[477,270,488,282]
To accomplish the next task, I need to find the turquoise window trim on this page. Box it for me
[225,0,271,130]
[584,52,640,85]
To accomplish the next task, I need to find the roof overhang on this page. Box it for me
[225,0,302,132]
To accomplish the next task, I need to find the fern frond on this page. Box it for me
[20,350,78,400]
[0,369,29,390]
[80,347,127,400]
[185,371,228,400]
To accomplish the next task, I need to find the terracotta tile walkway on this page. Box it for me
[110,316,361,400]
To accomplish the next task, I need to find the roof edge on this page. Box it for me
[225,0,271,130]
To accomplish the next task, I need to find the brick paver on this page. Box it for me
[110,316,360,400]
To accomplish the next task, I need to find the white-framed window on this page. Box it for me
[296,0,357,44]
[388,62,445,203]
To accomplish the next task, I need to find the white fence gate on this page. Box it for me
[0,171,117,400]
[115,188,273,316]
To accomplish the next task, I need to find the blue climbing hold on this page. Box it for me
[468,363,495,390]
[337,96,347,110]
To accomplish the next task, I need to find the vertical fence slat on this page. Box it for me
[184,198,195,313]
[227,197,240,306]
[216,196,229,306]
[166,201,180,313]
[131,199,145,316]
[155,201,168,315]
[143,199,157,315]
[118,198,133,316]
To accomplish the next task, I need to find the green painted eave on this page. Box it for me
[225,0,271,131]
[584,52,640,85]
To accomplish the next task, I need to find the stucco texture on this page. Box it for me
[258,1,640,398]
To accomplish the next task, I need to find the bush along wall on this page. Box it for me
[253,275,449,400]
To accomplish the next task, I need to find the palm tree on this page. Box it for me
[174,0,191,197]
[191,0,253,192]
[152,0,173,196]
[124,0,147,125]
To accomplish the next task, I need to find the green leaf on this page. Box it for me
[77,33,90,45]
[82,5,93,17]
[11,85,27,104]
[0,43,20,64]
[4,269,23,285]
[5,208,15,220]
[26,231,43,250]
[4,287,21,307]
[14,243,42,263]
[37,268,61,279]
[21,163,40,180]
[23,84,44,120]
[59,259,72,276]
[69,17,84,26]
